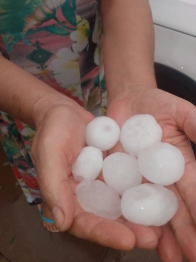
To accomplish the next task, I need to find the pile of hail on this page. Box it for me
[72,115,185,226]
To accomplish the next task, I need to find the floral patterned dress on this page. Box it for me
[0,0,106,204]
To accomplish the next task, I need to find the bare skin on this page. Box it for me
[107,88,196,261]
[39,203,59,232]
[1,55,196,260]
[30,87,196,261]
[0,0,196,260]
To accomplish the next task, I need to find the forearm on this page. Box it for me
[0,56,71,126]
[100,0,157,103]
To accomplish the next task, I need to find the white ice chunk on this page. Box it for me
[76,180,122,220]
[120,114,162,157]
[86,116,120,151]
[138,142,185,185]
[72,146,103,182]
[121,183,178,226]
[103,152,142,195]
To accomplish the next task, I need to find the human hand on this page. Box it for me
[106,88,196,262]
[32,95,153,250]
[31,96,93,229]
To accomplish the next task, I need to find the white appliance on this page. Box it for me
[149,0,196,81]
[149,0,196,152]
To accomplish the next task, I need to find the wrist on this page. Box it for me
[107,80,157,106]
[32,92,81,128]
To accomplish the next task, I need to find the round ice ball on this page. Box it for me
[121,183,178,226]
[103,152,142,195]
[76,180,122,220]
[86,116,120,151]
[72,146,103,182]
[138,142,185,185]
[120,114,162,157]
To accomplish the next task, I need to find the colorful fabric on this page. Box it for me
[0,0,106,203]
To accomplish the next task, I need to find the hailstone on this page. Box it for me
[120,114,162,157]
[76,180,122,220]
[103,152,142,195]
[121,183,178,226]
[86,116,120,151]
[138,142,185,185]
[72,146,103,182]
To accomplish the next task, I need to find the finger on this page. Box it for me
[69,179,135,249]
[71,175,159,250]
[169,140,196,225]
[151,226,163,240]
[69,211,136,250]
[38,152,74,231]
[169,185,196,262]
[157,224,182,262]
[32,130,75,232]
[175,98,196,145]
[177,160,196,223]
[161,121,196,228]
[122,221,161,250]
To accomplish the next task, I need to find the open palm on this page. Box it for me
[31,102,149,250]
[106,88,196,261]
[32,90,196,261]
[32,100,162,251]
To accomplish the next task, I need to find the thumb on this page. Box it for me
[177,100,196,145]
[32,133,75,231]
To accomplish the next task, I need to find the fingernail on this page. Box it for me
[51,207,64,230]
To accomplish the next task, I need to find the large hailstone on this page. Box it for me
[121,183,178,226]
[86,116,120,151]
[72,146,103,182]
[138,142,185,185]
[120,114,162,157]
[103,152,142,195]
[76,180,122,220]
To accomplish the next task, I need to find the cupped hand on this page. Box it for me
[31,97,93,230]
[107,88,196,261]
[31,96,156,250]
